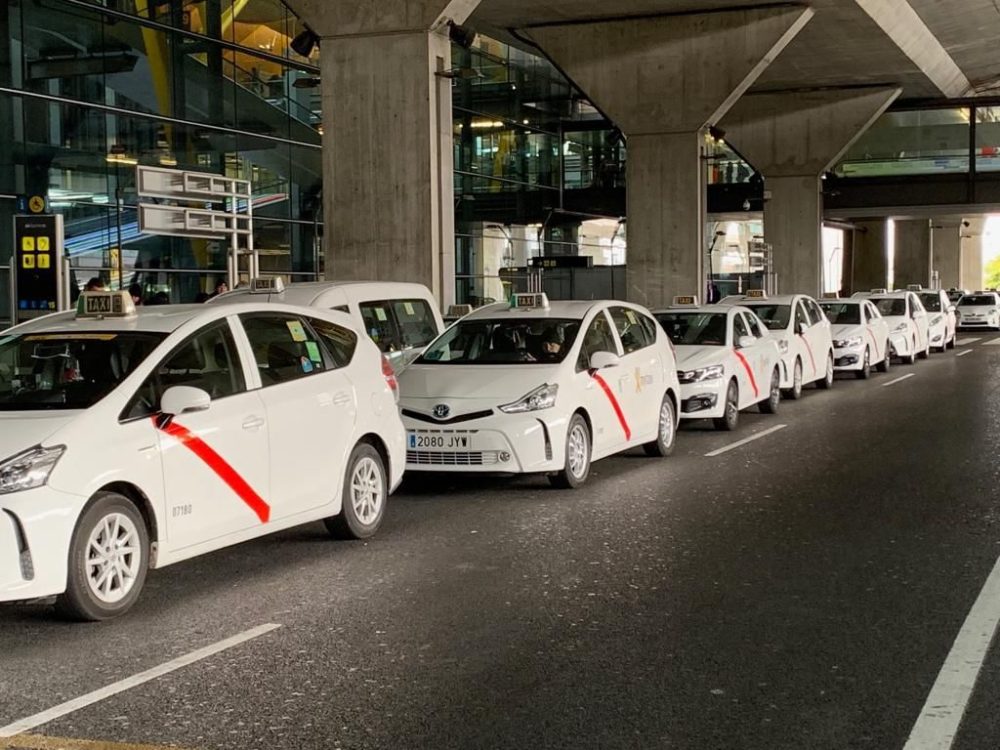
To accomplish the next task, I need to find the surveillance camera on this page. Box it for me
[742,199,751,211]
[963,220,970,228]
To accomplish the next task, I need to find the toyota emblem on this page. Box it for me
[432,404,450,420]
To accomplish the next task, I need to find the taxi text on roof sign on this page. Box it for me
[672,295,699,306]
[76,291,137,319]
[511,293,549,310]
[745,289,767,299]
[249,277,285,294]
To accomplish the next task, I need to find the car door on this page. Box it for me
[865,302,888,357]
[575,309,628,456]
[608,306,661,440]
[238,312,358,521]
[804,298,832,368]
[792,300,819,381]
[128,318,270,549]
[909,294,929,349]
[732,312,766,407]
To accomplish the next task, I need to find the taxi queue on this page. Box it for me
[0,281,972,620]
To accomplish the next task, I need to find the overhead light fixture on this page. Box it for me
[292,75,321,89]
[290,27,319,58]
[106,143,137,166]
[447,21,477,49]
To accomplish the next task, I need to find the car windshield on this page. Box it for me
[0,332,165,411]
[960,295,997,306]
[820,303,861,325]
[743,304,790,331]
[875,298,907,317]
[919,294,943,312]
[656,312,728,346]
[417,318,581,365]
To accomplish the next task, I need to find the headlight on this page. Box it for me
[892,323,908,333]
[499,384,558,414]
[0,445,66,495]
[777,339,790,355]
[678,365,724,384]
[834,336,863,349]
[930,315,943,326]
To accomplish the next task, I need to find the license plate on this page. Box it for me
[408,432,469,450]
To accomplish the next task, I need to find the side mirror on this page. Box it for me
[161,386,211,417]
[736,335,756,349]
[589,351,621,370]
[796,321,808,335]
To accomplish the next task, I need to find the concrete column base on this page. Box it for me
[764,176,822,295]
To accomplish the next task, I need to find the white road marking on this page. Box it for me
[956,338,981,346]
[956,350,973,358]
[983,338,1000,346]
[903,554,1000,750]
[0,623,281,738]
[882,374,915,388]
[704,424,787,458]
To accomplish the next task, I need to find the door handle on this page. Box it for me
[242,416,266,431]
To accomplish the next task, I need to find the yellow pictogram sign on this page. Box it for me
[27,195,46,214]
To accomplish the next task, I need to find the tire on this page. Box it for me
[906,338,917,365]
[947,335,956,350]
[713,380,740,432]
[325,443,387,540]
[759,368,781,414]
[817,352,835,389]
[877,342,892,373]
[56,492,149,621]
[643,394,677,457]
[856,347,871,380]
[550,413,591,489]
[785,359,804,400]
[918,340,930,359]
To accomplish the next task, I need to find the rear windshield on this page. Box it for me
[820,303,861,325]
[0,332,165,411]
[656,312,728,346]
[874,298,907,317]
[742,304,791,331]
[960,295,998,306]
[919,294,943,312]
[418,318,581,364]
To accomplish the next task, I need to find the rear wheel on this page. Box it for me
[877,342,892,373]
[550,414,591,489]
[906,338,917,365]
[947,334,956,350]
[56,492,149,621]
[817,352,835,389]
[759,368,781,414]
[643,394,677,457]
[325,443,387,540]
[713,380,740,431]
[856,348,871,380]
[785,359,803,400]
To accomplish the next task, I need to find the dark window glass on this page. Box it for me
[655,313,728,347]
[875,298,907,316]
[390,300,439,349]
[576,313,618,371]
[241,314,326,385]
[610,307,654,353]
[419,318,581,365]
[359,302,401,354]
[308,317,358,368]
[745,304,791,331]
[820,303,861,325]
[734,313,750,340]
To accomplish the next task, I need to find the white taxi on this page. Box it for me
[955,291,1000,331]
[397,294,681,489]
[719,292,834,399]
[0,292,404,620]
[916,289,957,351]
[818,297,892,378]
[654,299,783,431]
[870,290,930,363]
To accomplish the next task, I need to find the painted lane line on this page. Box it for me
[956,338,981,346]
[4,735,197,750]
[956,350,973,358]
[983,337,1000,346]
[704,424,787,458]
[0,624,281,738]
[882,373,915,388]
[903,553,1000,750]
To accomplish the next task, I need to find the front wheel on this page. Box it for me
[817,352,835,389]
[550,414,591,489]
[759,368,781,414]
[325,443,387,540]
[947,335,956,350]
[643,394,677,457]
[785,359,804,400]
[918,340,930,359]
[906,338,917,365]
[877,342,892,373]
[856,348,871,380]
[713,380,740,432]
[56,492,149,621]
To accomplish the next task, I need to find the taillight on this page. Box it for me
[381,356,399,401]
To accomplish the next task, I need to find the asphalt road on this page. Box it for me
[4,335,1000,749]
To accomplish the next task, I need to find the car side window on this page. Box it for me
[639,314,659,344]
[241,314,327,386]
[746,313,767,339]
[576,312,619,371]
[795,302,811,329]
[307,317,358,369]
[359,302,401,354]
[866,303,880,320]
[806,299,825,323]
[124,321,245,420]
[609,307,654,354]
[391,299,439,349]
[733,313,751,342]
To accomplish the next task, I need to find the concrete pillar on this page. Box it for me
[961,217,986,291]
[894,219,931,289]
[284,0,482,308]
[525,7,813,308]
[930,219,962,290]
[852,219,889,292]
[722,88,900,295]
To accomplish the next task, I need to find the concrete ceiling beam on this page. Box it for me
[284,0,480,38]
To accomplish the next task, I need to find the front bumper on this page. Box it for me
[1,486,88,602]
[833,345,864,371]
[889,331,914,356]
[679,379,727,420]
[959,317,998,329]
[401,411,569,474]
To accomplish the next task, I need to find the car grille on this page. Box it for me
[402,408,494,425]
[407,450,500,466]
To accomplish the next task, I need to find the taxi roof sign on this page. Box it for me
[76,291,137,319]
[672,295,699,306]
[249,277,285,294]
[510,292,549,310]
[870,288,888,294]
[744,289,767,299]
[446,304,474,318]
[821,292,840,299]
[906,284,923,291]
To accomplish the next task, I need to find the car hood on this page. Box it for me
[0,412,77,461]
[674,346,727,371]
[399,364,562,410]
[830,324,864,340]
[881,315,909,328]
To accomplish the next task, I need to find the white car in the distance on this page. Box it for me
[956,291,1000,331]
[870,291,930,363]
[398,294,681,489]
[654,301,783,431]
[0,292,404,620]
[819,298,892,378]
[917,289,957,351]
